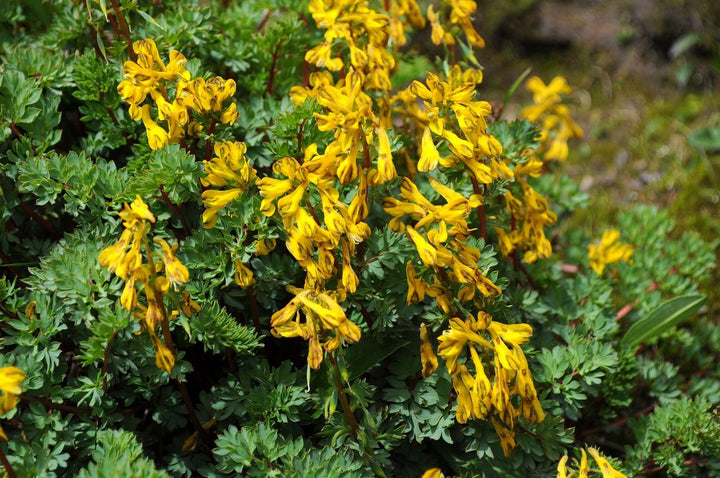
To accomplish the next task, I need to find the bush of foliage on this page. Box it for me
[0,0,718,476]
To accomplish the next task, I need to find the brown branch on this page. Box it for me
[109,0,136,61]
[154,186,191,237]
[18,201,61,240]
[203,120,217,163]
[0,444,16,478]
[175,380,205,436]
[577,403,656,439]
[256,9,272,31]
[469,176,486,239]
[361,132,371,170]
[512,251,539,290]
[266,39,285,96]
[20,395,92,415]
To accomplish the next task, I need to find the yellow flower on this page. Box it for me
[270,286,361,369]
[588,229,634,275]
[420,323,439,378]
[202,189,243,228]
[421,468,445,478]
[180,290,201,316]
[0,366,24,398]
[406,261,426,304]
[556,455,569,478]
[406,226,437,266]
[234,260,255,288]
[0,365,25,440]
[588,448,627,478]
[491,416,516,456]
[418,127,441,172]
[150,332,175,374]
[154,238,189,289]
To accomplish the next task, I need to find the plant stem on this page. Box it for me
[109,0,136,61]
[469,176,486,239]
[20,395,92,415]
[247,284,261,334]
[266,40,285,95]
[175,379,205,435]
[102,330,119,392]
[0,445,17,478]
[327,351,359,436]
[154,186,191,237]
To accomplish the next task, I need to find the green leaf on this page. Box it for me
[345,337,410,381]
[688,127,720,152]
[621,294,707,348]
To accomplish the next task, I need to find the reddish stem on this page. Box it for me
[18,201,61,240]
[0,445,16,478]
[266,40,285,95]
[469,176,486,239]
[109,0,137,61]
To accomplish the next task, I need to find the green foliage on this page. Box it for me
[0,0,718,477]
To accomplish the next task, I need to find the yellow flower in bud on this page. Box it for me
[126,195,156,224]
[307,333,324,370]
[420,323,438,378]
[25,301,37,322]
[99,229,133,275]
[202,188,243,228]
[580,449,589,478]
[220,102,238,125]
[233,260,255,288]
[369,127,396,185]
[0,365,24,440]
[145,300,163,330]
[139,104,170,150]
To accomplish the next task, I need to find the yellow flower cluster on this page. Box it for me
[404,66,507,184]
[495,179,558,263]
[118,38,238,150]
[522,76,583,162]
[201,141,257,229]
[384,177,500,309]
[557,448,627,478]
[305,0,398,91]
[0,366,25,441]
[588,229,634,275]
[266,0,427,368]
[255,144,371,368]
[99,196,197,373]
[422,312,543,455]
[426,0,485,48]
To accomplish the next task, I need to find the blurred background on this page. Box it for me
[471,0,719,305]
